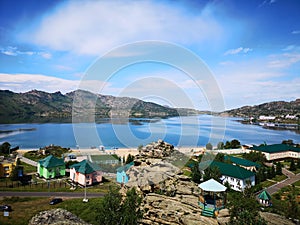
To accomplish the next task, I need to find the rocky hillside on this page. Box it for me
[223,99,300,118]
[0,89,185,123]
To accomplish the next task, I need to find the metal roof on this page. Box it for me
[198,178,227,192]
[38,155,65,168]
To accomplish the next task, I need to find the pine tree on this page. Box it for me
[275,162,282,175]
[290,160,297,171]
[96,186,123,225]
[121,188,143,225]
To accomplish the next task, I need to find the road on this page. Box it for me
[266,168,300,195]
[0,191,105,198]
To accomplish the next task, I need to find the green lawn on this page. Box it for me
[19,161,36,173]
[0,176,118,193]
[260,180,276,188]
[272,174,287,182]
[0,197,103,225]
[292,180,300,187]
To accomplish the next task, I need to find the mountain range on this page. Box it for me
[223,99,300,118]
[0,89,201,123]
[1,89,299,123]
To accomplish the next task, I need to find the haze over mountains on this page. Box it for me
[0,89,299,124]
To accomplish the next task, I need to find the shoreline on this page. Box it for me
[17,146,205,158]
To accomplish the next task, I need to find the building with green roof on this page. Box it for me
[224,155,260,171]
[250,144,300,161]
[199,160,255,192]
[37,155,66,179]
[258,190,272,206]
[70,159,102,186]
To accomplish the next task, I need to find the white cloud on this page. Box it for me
[21,1,224,55]
[0,73,110,94]
[0,46,51,59]
[268,53,300,68]
[224,47,252,55]
[214,56,300,109]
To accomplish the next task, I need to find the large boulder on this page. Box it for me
[28,208,90,225]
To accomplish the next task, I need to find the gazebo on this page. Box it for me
[258,190,272,206]
[198,179,227,217]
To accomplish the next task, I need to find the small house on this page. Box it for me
[70,159,102,186]
[258,190,272,206]
[37,155,65,179]
[116,162,134,184]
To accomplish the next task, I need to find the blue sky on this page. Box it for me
[0,0,300,110]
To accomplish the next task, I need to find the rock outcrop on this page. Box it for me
[28,208,90,225]
[137,139,175,159]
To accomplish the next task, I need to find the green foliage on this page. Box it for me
[224,139,241,149]
[95,186,142,225]
[215,153,225,162]
[275,162,282,175]
[122,188,143,225]
[206,143,213,150]
[217,141,224,149]
[0,141,11,154]
[65,160,79,169]
[203,166,221,181]
[242,151,266,164]
[227,188,267,225]
[191,163,202,184]
[96,186,123,224]
[125,154,134,164]
[289,160,297,171]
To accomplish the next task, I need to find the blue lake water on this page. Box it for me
[0,115,299,149]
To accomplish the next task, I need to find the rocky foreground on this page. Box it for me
[28,140,295,225]
[28,208,90,225]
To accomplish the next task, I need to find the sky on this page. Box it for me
[0,0,300,110]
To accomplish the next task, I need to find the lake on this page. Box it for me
[0,115,299,149]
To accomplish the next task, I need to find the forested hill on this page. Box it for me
[0,89,199,123]
[222,99,300,118]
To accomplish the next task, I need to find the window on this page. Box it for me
[4,166,9,171]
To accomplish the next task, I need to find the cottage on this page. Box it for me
[116,162,134,184]
[70,159,102,186]
[37,155,65,179]
[250,144,300,161]
[199,160,255,192]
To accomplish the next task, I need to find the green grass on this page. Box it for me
[0,196,104,225]
[292,180,300,187]
[260,180,276,188]
[272,174,287,182]
[18,161,36,173]
[0,177,118,193]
